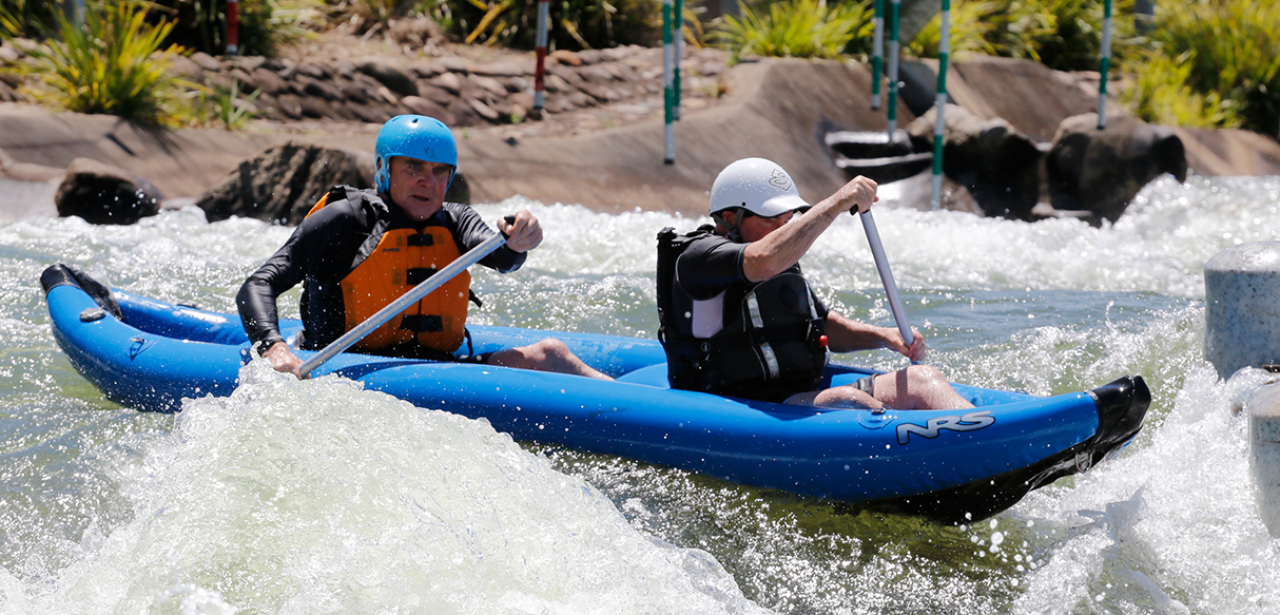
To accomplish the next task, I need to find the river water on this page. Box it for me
[1,174,1279,614]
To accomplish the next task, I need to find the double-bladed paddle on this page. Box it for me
[857,210,917,363]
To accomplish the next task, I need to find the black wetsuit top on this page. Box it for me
[677,232,828,316]
[237,189,525,353]
[668,231,830,401]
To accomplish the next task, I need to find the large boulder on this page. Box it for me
[907,104,1043,220]
[1046,113,1188,223]
[196,141,374,225]
[55,158,163,225]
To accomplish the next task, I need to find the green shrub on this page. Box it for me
[713,0,872,64]
[1149,0,1280,136]
[443,0,661,50]
[0,0,63,39]
[1122,51,1237,128]
[905,0,998,59]
[22,2,192,126]
[185,78,263,129]
[148,0,319,57]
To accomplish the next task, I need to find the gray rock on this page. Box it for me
[299,97,334,119]
[1046,113,1187,224]
[431,72,463,95]
[907,104,1043,221]
[469,75,508,98]
[357,58,418,97]
[440,57,471,73]
[190,51,222,72]
[196,142,373,225]
[55,158,163,225]
[297,62,331,80]
[468,97,501,122]
[234,56,266,72]
[301,77,344,101]
[401,95,453,123]
[472,61,529,77]
[247,67,289,96]
[416,83,454,105]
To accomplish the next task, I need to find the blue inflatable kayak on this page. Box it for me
[41,264,1149,522]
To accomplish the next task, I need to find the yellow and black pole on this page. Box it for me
[929,0,950,210]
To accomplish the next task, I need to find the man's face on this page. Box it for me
[387,156,452,221]
[731,209,797,243]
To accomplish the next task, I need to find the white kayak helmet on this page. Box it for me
[709,157,810,218]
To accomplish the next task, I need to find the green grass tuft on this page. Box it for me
[713,0,871,64]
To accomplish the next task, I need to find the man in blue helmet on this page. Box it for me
[238,115,609,380]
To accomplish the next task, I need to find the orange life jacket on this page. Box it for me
[308,192,471,353]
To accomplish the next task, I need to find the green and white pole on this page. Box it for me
[930,0,950,210]
[673,0,684,120]
[1096,0,1113,130]
[871,0,884,110]
[662,0,674,164]
[886,0,901,140]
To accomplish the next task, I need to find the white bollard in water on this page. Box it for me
[1204,241,1280,380]
[1249,379,1280,537]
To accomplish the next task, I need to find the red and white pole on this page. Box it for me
[226,0,239,56]
[532,0,550,117]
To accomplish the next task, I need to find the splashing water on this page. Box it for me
[2,173,1279,614]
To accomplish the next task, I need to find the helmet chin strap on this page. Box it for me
[714,210,745,242]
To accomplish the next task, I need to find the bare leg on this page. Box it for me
[487,338,613,380]
[870,365,973,410]
[785,385,884,410]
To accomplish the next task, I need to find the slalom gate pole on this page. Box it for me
[1096,0,1113,130]
[533,0,550,116]
[871,0,883,110]
[886,0,901,140]
[673,0,683,120]
[930,0,950,211]
[226,0,239,55]
[662,0,674,164]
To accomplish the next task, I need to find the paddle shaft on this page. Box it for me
[858,210,916,356]
[297,231,508,378]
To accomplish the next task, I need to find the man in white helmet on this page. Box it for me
[655,158,971,410]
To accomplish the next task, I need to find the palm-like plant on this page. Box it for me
[23,2,191,126]
[714,0,872,64]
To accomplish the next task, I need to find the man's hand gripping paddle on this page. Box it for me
[857,210,918,365]
[297,216,515,379]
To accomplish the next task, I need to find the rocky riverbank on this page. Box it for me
[0,29,1277,224]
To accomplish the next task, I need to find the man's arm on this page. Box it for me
[237,203,364,377]
[742,176,878,282]
[824,309,926,362]
[445,202,530,272]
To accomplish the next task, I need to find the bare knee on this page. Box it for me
[905,365,950,389]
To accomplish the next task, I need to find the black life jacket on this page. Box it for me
[656,226,828,400]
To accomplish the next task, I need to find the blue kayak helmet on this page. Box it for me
[374,115,458,193]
